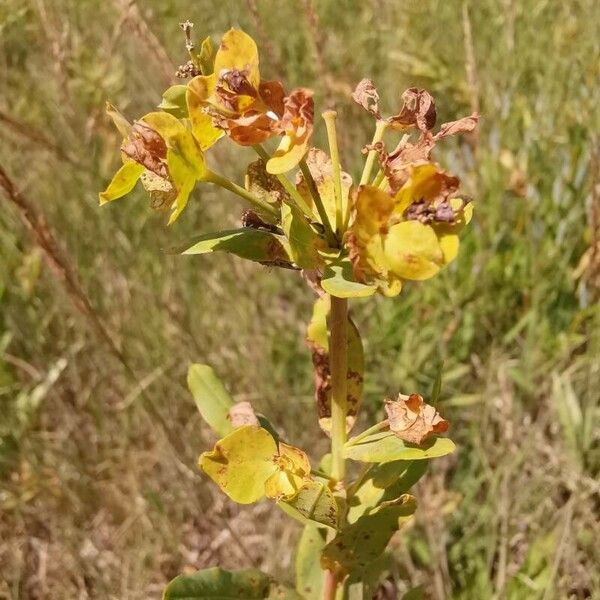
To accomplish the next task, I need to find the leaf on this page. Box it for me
[214,29,261,89]
[383,221,444,281]
[351,78,380,118]
[163,566,303,599]
[321,495,416,575]
[158,85,188,119]
[345,431,455,463]
[186,74,224,151]
[321,258,377,298]
[347,460,428,523]
[99,161,144,204]
[280,203,323,269]
[181,228,290,265]
[199,426,278,504]
[306,296,365,433]
[246,159,288,206]
[187,364,234,437]
[295,525,326,598]
[280,480,338,529]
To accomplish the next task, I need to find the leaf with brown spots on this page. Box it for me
[385,393,449,445]
[120,121,169,179]
[306,296,364,434]
[321,494,416,576]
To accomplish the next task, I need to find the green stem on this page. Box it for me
[204,170,278,218]
[299,158,337,247]
[322,110,344,235]
[372,168,385,188]
[252,145,314,218]
[359,120,388,186]
[329,295,348,482]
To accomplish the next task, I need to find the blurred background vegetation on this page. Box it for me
[1,0,599,598]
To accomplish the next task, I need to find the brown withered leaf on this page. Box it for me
[389,88,437,133]
[245,159,288,205]
[280,88,314,140]
[121,122,169,179]
[385,393,448,445]
[228,401,260,428]
[434,113,479,140]
[351,78,381,118]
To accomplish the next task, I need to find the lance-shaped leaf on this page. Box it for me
[344,430,455,464]
[280,480,338,529]
[307,296,364,434]
[158,85,188,119]
[200,426,311,505]
[295,526,326,598]
[321,257,377,299]
[187,364,234,437]
[321,495,416,575]
[181,228,291,265]
[163,566,303,599]
[347,460,428,523]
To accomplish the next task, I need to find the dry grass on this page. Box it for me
[1,0,599,598]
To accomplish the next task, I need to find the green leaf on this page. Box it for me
[322,495,416,575]
[158,85,188,119]
[187,364,234,437]
[295,525,326,598]
[347,460,428,523]
[344,431,455,463]
[181,228,291,265]
[281,203,323,269]
[306,296,364,433]
[321,258,376,298]
[99,161,144,204]
[200,426,278,504]
[163,566,303,599]
[280,480,338,529]
[344,552,393,599]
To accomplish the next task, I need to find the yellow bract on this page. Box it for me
[213,29,260,89]
[348,163,473,296]
[200,426,312,504]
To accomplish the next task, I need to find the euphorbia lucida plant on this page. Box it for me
[100,24,478,600]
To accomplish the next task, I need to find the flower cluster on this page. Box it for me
[100,27,478,295]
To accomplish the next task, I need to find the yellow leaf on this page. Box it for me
[384,221,443,280]
[187,75,224,150]
[199,426,278,504]
[266,135,308,175]
[140,111,186,145]
[105,102,132,139]
[214,29,260,89]
[99,161,144,204]
[264,443,311,500]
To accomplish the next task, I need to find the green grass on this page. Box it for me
[1,0,599,598]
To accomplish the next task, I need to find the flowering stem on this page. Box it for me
[252,145,314,218]
[204,170,278,219]
[372,168,385,188]
[299,158,337,247]
[322,110,344,235]
[359,120,388,186]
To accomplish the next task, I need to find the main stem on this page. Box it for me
[322,295,348,600]
[329,295,348,483]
